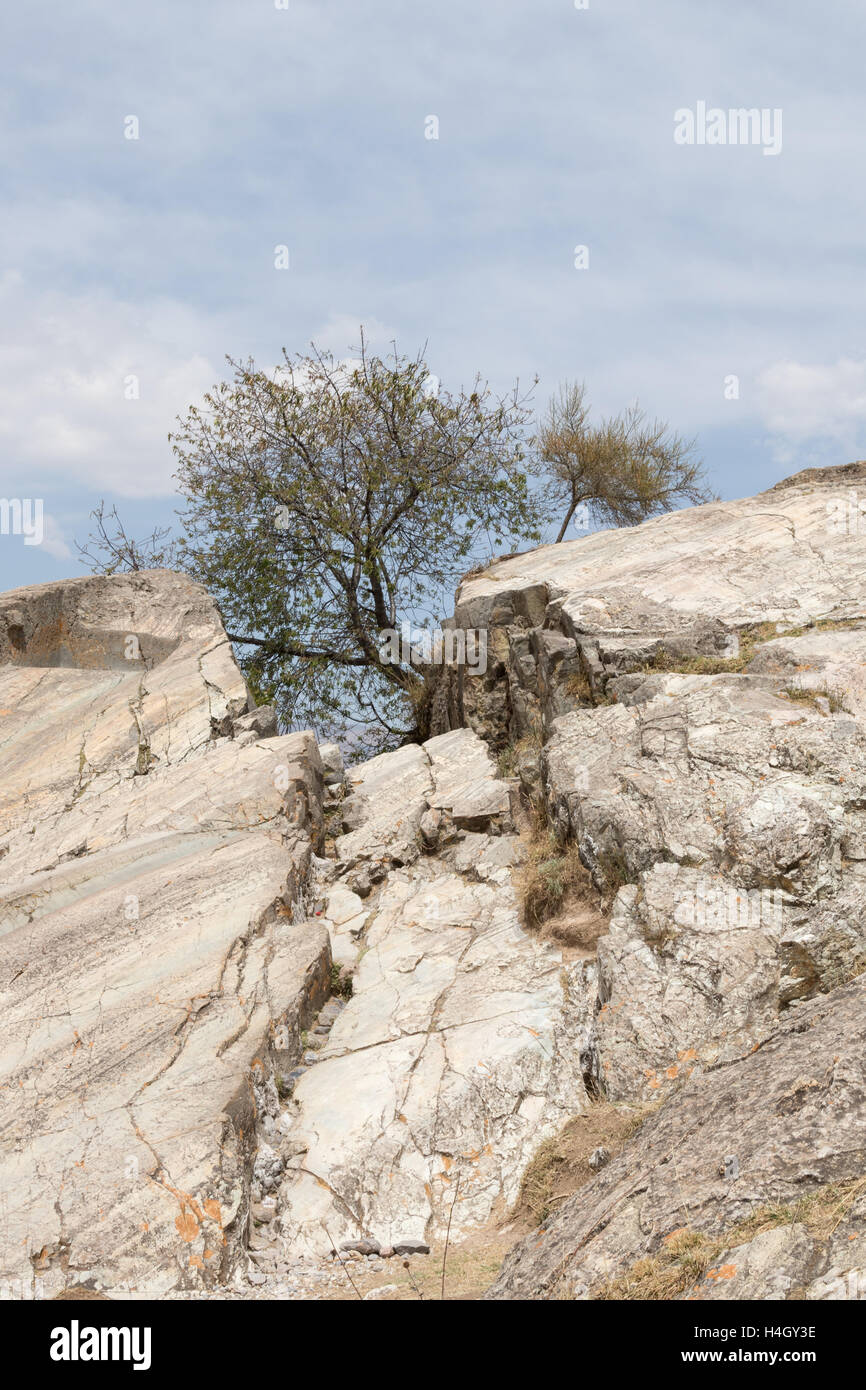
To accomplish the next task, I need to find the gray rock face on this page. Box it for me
[544,667,866,1099]
[431,463,866,746]
[0,571,331,1298]
[277,727,591,1255]
[428,467,866,1111]
[487,974,866,1300]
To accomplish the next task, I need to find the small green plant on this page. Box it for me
[497,744,519,778]
[520,801,593,928]
[330,962,354,999]
[779,683,851,714]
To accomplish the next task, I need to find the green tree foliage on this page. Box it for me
[538,381,714,542]
[170,336,540,750]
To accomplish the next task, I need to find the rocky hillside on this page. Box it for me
[2,462,865,1301]
[440,461,866,1300]
[0,573,331,1297]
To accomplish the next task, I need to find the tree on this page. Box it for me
[538,381,714,542]
[75,501,179,574]
[170,334,540,751]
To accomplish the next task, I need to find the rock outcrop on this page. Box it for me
[423,461,866,1300]
[0,572,330,1298]
[4,462,866,1303]
[436,462,866,746]
[430,466,866,1103]
[487,974,866,1300]
[274,728,590,1256]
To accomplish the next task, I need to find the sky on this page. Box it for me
[3,0,866,594]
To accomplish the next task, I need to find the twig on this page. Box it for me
[403,1260,425,1300]
[440,1173,461,1301]
[322,1224,363,1300]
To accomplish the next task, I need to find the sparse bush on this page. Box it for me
[591,1177,866,1300]
[520,801,593,928]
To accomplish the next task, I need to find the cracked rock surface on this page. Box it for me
[274,728,591,1257]
[0,571,330,1298]
[487,974,866,1299]
[471,463,866,1300]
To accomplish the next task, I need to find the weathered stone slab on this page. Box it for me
[0,571,330,1298]
[277,732,591,1256]
[487,974,866,1299]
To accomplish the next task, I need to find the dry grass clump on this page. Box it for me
[592,1177,866,1301]
[778,682,851,714]
[564,668,593,702]
[520,801,594,931]
[640,620,780,677]
[497,731,542,779]
[515,1100,659,1227]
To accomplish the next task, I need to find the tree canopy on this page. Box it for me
[169,336,540,750]
[76,340,716,755]
[538,380,714,541]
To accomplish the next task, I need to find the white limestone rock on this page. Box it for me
[0,570,331,1298]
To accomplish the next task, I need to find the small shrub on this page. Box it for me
[521,802,592,928]
[330,962,354,999]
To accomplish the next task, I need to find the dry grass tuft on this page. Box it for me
[514,1100,659,1227]
[519,801,594,931]
[592,1177,866,1301]
[778,682,851,714]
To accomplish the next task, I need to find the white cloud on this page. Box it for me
[0,272,220,498]
[38,513,74,561]
[756,359,866,451]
